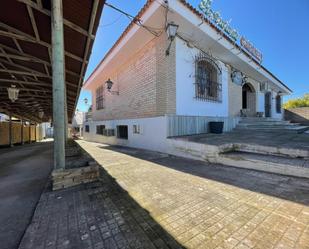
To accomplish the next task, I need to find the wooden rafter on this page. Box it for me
[0,26,86,63]
[74,0,99,113]
[0,43,81,77]
[0,0,104,122]
[18,0,95,39]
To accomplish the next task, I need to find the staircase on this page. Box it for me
[209,117,309,178]
[235,117,309,134]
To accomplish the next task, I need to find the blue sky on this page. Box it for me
[76,0,309,111]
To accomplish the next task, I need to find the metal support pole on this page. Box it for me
[64,84,68,140]
[29,121,31,143]
[51,0,65,169]
[21,117,24,144]
[34,122,37,142]
[9,113,13,147]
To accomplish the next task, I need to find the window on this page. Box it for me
[103,129,115,136]
[117,125,128,139]
[96,85,104,110]
[133,124,141,134]
[276,95,282,113]
[96,125,105,135]
[195,58,222,102]
[85,125,89,133]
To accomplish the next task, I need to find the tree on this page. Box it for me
[283,93,309,109]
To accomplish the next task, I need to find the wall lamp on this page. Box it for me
[105,78,119,95]
[165,22,179,56]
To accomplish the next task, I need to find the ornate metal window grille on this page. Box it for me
[195,54,222,102]
[96,85,104,110]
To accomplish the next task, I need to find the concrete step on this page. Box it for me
[237,124,299,128]
[234,126,309,134]
[214,151,309,179]
[238,121,294,126]
[240,117,282,122]
[223,140,309,158]
[239,120,291,124]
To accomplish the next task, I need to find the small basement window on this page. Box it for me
[117,125,128,139]
[96,125,105,135]
[133,124,141,134]
[85,125,90,133]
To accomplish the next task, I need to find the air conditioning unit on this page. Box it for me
[103,129,115,137]
[260,82,268,92]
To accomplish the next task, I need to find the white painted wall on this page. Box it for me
[271,90,283,119]
[257,92,265,113]
[175,38,229,117]
[84,116,167,152]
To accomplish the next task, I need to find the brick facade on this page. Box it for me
[228,68,260,117]
[91,33,176,121]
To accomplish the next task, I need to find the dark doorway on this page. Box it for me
[117,125,128,139]
[242,90,247,109]
[265,92,272,117]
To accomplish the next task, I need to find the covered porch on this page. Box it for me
[0,0,105,169]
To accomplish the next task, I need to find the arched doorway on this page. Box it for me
[242,83,256,116]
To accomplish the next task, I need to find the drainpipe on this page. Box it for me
[9,113,13,147]
[51,0,65,169]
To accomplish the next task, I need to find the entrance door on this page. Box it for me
[265,92,271,117]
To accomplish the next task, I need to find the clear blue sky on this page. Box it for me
[76,0,309,111]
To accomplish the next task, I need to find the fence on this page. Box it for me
[166,115,240,137]
[284,107,309,125]
[0,122,44,146]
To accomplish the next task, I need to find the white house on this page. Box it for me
[82,0,291,153]
[72,110,86,137]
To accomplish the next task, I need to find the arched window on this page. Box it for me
[276,95,281,113]
[195,58,221,102]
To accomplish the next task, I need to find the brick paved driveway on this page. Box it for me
[20,141,309,249]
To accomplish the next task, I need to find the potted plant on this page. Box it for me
[209,121,224,134]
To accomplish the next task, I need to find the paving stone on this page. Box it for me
[19,141,309,249]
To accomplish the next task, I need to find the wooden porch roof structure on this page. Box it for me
[0,0,105,123]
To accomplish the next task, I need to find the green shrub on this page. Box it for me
[283,93,309,109]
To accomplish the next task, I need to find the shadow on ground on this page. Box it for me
[19,162,184,249]
[0,141,53,249]
[99,145,309,206]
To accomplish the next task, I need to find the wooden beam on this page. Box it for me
[0,52,48,64]
[13,38,23,53]
[0,26,86,63]
[18,0,95,39]
[0,44,81,77]
[27,5,40,41]
[0,68,48,78]
[73,0,99,115]
[0,77,77,89]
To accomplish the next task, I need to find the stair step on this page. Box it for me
[235,126,309,134]
[238,121,294,125]
[237,124,299,128]
[240,117,282,122]
[214,151,309,178]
